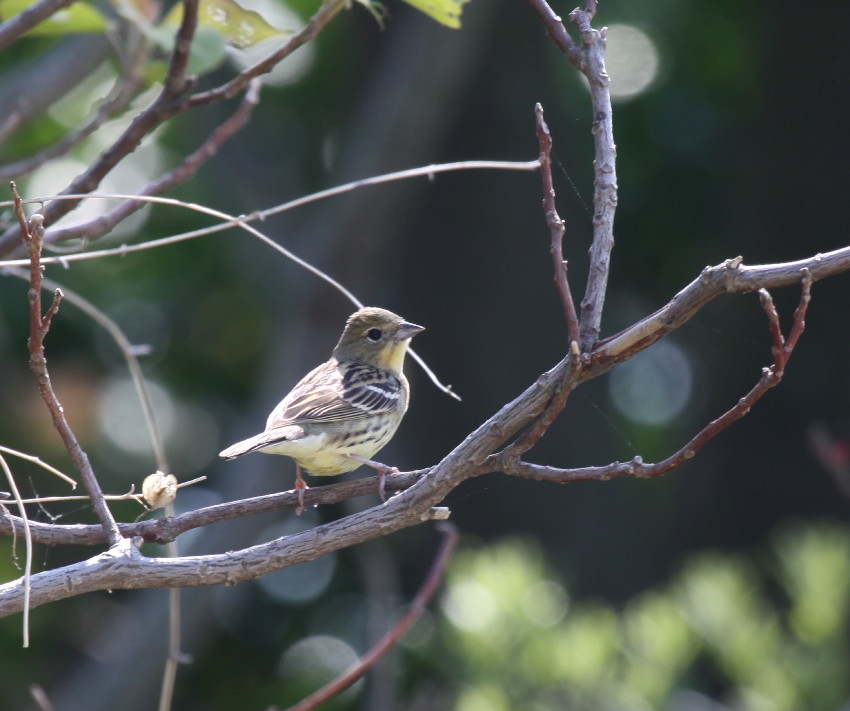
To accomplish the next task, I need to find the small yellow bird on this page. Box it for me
[220,307,424,513]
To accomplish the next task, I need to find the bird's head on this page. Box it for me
[333,307,424,373]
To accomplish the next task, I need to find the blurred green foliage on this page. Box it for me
[433,523,850,711]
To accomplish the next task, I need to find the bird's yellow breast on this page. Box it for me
[372,340,411,374]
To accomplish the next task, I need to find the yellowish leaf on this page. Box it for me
[399,0,470,29]
[163,0,289,49]
[0,0,107,35]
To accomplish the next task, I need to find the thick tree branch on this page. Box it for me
[0,247,847,617]
[0,483,453,615]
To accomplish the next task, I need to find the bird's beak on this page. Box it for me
[395,321,425,341]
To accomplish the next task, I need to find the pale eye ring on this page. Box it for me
[366,328,382,342]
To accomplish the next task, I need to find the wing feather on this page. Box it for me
[266,359,401,428]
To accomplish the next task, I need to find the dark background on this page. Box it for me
[1,0,849,708]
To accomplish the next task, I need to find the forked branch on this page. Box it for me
[497,272,814,483]
[11,185,123,547]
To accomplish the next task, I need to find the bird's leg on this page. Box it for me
[294,463,307,515]
[345,454,399,502]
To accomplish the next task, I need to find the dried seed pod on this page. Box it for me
[142,471,178,509]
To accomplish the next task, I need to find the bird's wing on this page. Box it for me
[266,359,402,428]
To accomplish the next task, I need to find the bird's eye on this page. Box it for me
[366,328,382,342]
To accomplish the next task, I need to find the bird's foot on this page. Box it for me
[294,469,308,516]
[345,454,399,502]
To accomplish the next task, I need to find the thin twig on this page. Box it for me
[0,160,540,262]
[0,51,144,182]
[0,445,76,487]
[187,0,348,108]
[29,685,54,711]
[162,0,199,98]
[807,423,850,503]
[45,78,263,245]
[783,268,811,358]
[495,106,588,463]
[2,164,541,402]
[11,184,124,547]
[534,103,580,348]
[158,517,190,711]
[284,522,459,711]
[0,472,425,546]
[38,271,169,471]
[523,0,582,66]
[524,0,618,350]
[0,0,347,257]
[499,273,814,483]
[0,0,75,51]
[0,453,32,646]
[1,477,204,506]
[759,288,785,367]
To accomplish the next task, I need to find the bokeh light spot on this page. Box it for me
[608,340,692,426]
[605,24,660,101]
[97,377,176,456]
[442,579,497,632]
[278,635,361,697]
[521,579,569,628]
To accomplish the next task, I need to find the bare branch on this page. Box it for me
[0,0,75,51]
[534,103,580,348]
[0,160,539,266]
[45,78,263,245]
[0,445,76,487]
[807,423,850,503]
[285,522,458,711]
[590,256,836,372]
[499,273,814,484]
[525,2,617,351]
[0,453,33,646]
[0,0,350,257]
[0,248,845,617]
[186,0,349,108]
[162,0,199,98]
[11,185,123,547]
[499,362,778,484]
[0,44,145,182]
[524,0,582,66]
[0,472,425,546]
[0,482,452,616]
[568,8,617,351]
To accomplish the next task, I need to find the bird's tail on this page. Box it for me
[219,436,266,460]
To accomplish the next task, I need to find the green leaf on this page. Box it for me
[397,0,470,29]
[162,0,289,49]
[0,0,107,35]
